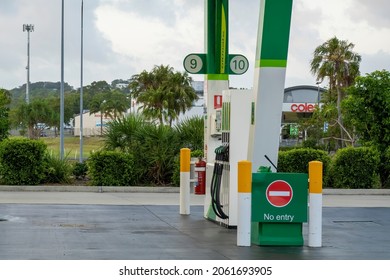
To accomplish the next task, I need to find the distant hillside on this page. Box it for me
[10,82,74,105]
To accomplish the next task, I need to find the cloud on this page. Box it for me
[94,1,203,75]
[1,0,390,90]
[352,0,390,27]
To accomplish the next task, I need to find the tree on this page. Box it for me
[0,89,11,141]
[129,65,198,126]
[45,96,74,137]
[11,99,53,139]
[310,37,361,148]
[343,70,390,187]
[104,89,129,119]
[167,71,199,126]
[85,80,111,98]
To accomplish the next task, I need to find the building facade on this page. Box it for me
[73,111,114,137]
[281,85,326,145]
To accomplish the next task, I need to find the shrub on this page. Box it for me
[72,161,88,180]
[87,151,137,186]
[134,124,180,185]
[329,147,380,189]
[384,147,390,188]
[0,138,47,185]
[278,148,331,187]
[302,138,326,150]
[172,155,181,187]
[104,114,145,152]
[175,116,204,151]
[43,152,73,184]
[278,148,331,174]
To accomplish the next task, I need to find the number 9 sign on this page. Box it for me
[183,54,206,74]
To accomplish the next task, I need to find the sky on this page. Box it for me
[1,0,390,91]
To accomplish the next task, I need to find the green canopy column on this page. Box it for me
[247,0,293,172]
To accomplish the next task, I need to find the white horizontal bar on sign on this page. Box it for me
[269,191,290,197]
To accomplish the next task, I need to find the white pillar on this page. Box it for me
[308,161,323,247]
[180,148,191,215]
[237,160,252,246]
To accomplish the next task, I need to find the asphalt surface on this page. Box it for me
[0,187,390,260]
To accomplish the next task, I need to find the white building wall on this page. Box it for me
[74,112,113,136]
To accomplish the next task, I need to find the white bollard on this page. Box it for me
[180,148,191,215]
[308,161,323,247]
[237,160,252,246]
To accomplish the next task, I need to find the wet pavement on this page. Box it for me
[0,190,389,260]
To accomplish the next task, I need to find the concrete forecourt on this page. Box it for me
[0,186,389,260]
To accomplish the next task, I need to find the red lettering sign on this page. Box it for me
[290,103,316,113]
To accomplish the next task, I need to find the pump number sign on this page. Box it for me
[183,53,248,75]
[266,180,293,207]
[229,54,249,75]
[183,54,207,74]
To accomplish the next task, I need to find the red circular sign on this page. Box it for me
[266,180,293,207]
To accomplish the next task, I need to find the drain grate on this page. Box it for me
[58,223,86,228]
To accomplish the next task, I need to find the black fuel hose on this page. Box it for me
[210,145,229,220]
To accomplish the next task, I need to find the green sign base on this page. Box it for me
[251,222,304,246]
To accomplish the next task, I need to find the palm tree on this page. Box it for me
[167,71,198,126]
[104,90,129,119]
[129,65,198,126]
[310,37,361,147]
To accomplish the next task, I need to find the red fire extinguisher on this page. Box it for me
[194,159,206,195]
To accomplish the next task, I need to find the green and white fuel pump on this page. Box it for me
[183,0,293,230]
[183,0,250,227]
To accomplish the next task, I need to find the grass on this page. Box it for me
[41,136,105,160]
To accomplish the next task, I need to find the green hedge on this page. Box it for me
[329,147,380,189]
[278,148,331,174]
[0,138,47,185]
[87,151,137,186]
[278,148,331,188]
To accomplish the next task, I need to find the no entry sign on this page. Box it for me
[266,180,293,207]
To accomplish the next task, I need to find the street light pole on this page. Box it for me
[60,0,65,160]
[79,0,84,163]
[23,24,34,104]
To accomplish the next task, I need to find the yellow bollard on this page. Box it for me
[180,148,191,215]
[180,148,191,173]
[309,161,323,194]
[237,160,252,246]
[308,161,323,247]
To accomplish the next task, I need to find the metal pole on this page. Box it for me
[79,0,84,163]
[60,0,65,160]
[26,30,30,104]
[23,24,34,104]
